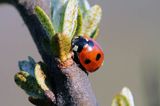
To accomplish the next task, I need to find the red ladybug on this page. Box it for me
[72,36,104,72]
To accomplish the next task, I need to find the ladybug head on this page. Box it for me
[72,36,88,53]
[72,36,95,52]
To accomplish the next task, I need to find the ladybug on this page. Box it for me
[72,36,104,72]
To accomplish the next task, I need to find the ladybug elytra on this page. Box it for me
[72,36,104,72]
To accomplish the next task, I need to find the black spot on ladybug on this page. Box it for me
[96,53,101,61]
[84,59,91,64]
[87,40,94,47]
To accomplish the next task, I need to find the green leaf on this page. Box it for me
[112,94,130,106]
[90,28,99,39]
[34,62,55,102]
[63,0,78,38]
[78,0,90,14]
[14,71,44,98]
[18,56,36,77]
[34,63,50,91]
[121,87,135,106]
[112,87,135,106]
[72,19,77,37]
[34,6,55,38]
[74,8,83,36]
[50,33,71,61]
[81,5,102,37]
[51,0,68,32]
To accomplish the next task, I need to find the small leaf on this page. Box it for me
[63,0,78,38]
[81,5,102,37]
[112,87,135,106]
[28,56,36,65]
[34,6,55,38]
[121,87,135,106]
[112,94,130,106]
[34,62,55,102]
[90,28,100,39]
[78,0,90,14]
[71,20,77,37]
[51,0,68,32]
[14,71,44,98]
[58,34,72,61]
[51,33,71,61]
[18,56,36,77]
[34,63,50,91]
[74,8,83,36]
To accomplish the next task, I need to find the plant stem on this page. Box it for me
[2,0,98,105]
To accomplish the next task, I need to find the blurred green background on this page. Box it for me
[0,0,160,105]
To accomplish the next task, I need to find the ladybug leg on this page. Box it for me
[79,64,89,75]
